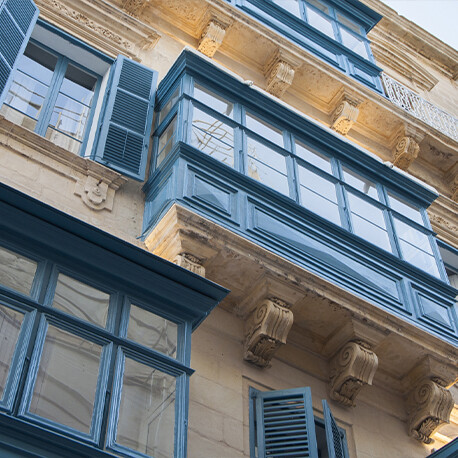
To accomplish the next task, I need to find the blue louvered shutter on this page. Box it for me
[322,400,347,458]
[0,0,39,106]
[254,387,318,458]
[94,55,158,180]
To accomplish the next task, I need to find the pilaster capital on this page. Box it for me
[197,10,232,58]
[330,89,364,135]
[244,297,293,368]
[329,340,378,407]
[264,49,301,98]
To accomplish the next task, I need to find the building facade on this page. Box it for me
[0,0,457,457]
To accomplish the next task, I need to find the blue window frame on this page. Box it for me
[227,0,384,93]
[151,76,446,282]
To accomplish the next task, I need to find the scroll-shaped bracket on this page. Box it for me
[264,49,301,98]
[197,10,232,58]
[329,340,378,407]
[244,297,293,368]
[330,90,363,135]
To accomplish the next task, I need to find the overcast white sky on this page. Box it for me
[381,0,458,50]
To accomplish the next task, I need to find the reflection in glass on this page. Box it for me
[300,186,341,225]
[29,325,102,434]
[158,86,180,125]
[191,108,234,166]
[339,28,369,58]
[347,193,385,227]
[247,137,289,195]
[127,304,177,358]
[0,246,37,295]
[295,141,332,173]
[246,113,283,146]
[52,274,110,328]
[299,166,337,202]
[343,168,378,200]
[352,214,391,251]
[157,116,177,167]
[307,0,330,14]
[388,193,424,225]
[116,357,176,458]
[0,305,24,401]
[194,84,233,118]
[394,218,432,253]
[337,13,361,34]
[279,0,302,17]
[307,7,335,38]
[400,241,440,277]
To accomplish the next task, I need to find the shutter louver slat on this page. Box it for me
[322,400,346,458]
[255,388,318,458]
[93,55,158,180]
[0,0,39,106]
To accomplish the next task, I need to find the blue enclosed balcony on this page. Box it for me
[142,50,457,349]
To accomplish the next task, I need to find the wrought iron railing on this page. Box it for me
[382,73,458,142]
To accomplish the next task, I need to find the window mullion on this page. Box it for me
[35,56,68,136]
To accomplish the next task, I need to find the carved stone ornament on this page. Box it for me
[174,253,205,277]
[329,340,378,407]
[450,173,458,202]
[264,50,300,98]
[197,19,228,58]
[392,136,420,170]
[331,99,361,135]
[122,0,150,17]
[244,298,293,368]
[74,175,115,211]
[406,378,454,444]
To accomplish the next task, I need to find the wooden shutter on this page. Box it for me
[94,55,158,180]
[0,0,39,105]
[254,387,318,458]
[322,399,347,458]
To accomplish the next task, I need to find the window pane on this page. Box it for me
[307,7,335,38]
[276,0,302,17]
[246,113,283,146]
[352,214,391,251]
[0,305,24,401]
[337,13,361,34]
[127,304,178,358]
[343,168,378,200]
[194,84,233,118]
[191,108,234,166]
[307,0,330,15]
[45,127,81,154]
[29,325,102,434]
[158,86,180,125]
[300,186,341,225]
[52,274,110,328]
[0,246,37,295]
[295,141,332,173]
[49,94,90,141]
[400,241,440,277]
[60,64,96,106]
[347,193,386,228]
[247,137,289,195]
[394,218,433,254]
[21,43,57,84]
[116,357,176,457]
[157,116,177,167]
[339,28,369,58]
[298,166,337,202]
[388,193,424,225]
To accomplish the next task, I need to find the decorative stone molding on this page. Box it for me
[264,49,301,98]
[330,90,363,135]
[244,297,293,368]
[428,195,458,247]
[329,340,378,407]
[406,377,454,444]
[174,253,205,276]
[197,10,232,58]
[446,165,458,202]
[122,0,150,17]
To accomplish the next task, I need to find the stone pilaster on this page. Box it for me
[330,90,363,135]
[244,298,293,368]
[197,11,232,58]
[174,253,205,277]
[329,340,378,407]
[264,49,301,98]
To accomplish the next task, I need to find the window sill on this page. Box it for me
[0,116,127,212]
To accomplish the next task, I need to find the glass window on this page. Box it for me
[339,28,369,59]
[337,13,361,34]
[295,141,332,173]
[157,116,177,167]
[246,113,284,146]
[388,193,424,225]
[278,0,302,17]
[52,274,110,328]
[158,86,180,125]
[0,305,24,401]
[127,304,178,358]
[307,7,335,38]
[194,84,233,118]
[114,356,176,457]
[0,246,37,296]
[28,324,103,434]
[343,168,379,200]
[247,136,289,195]
[191,108,234,166]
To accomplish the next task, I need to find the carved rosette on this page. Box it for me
[197,20,228,58]
[406,378,454,444]
[393,136,420,170]
[244,298,293,368]
[331,100,360,135]
[329,341,378,407]
[174,253,205,277]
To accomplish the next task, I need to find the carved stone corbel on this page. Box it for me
[174,253,205,277]
[329,340,378,407]
[330,90,363,135]
[197,11,232,58]
[406,377,454,444]
[264,49,301,98]
[244,298,293,368]
[390,125,424,171]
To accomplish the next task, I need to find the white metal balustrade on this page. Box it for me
[382,73,458,142]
